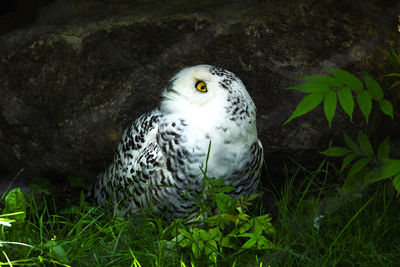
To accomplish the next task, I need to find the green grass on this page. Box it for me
[1,161,400,266]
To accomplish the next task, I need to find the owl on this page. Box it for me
[91,65,263,219]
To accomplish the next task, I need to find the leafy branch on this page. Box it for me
[283,67,394,128]
[321,132,400,192]
[283,52,400,193]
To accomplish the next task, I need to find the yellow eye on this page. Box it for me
[195,81,207,92]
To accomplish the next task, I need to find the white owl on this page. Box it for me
[92,65,263,219]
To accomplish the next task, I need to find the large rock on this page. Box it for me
[0,0,399,190]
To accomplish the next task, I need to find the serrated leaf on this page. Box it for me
[379,99,394,119]
[357,132,374,159]
[364,72,384,101]
[283,93,324,125]
[320,147,352,157]
[337,87,354,121]
[347,158,370,179]
[323,90,337,129]
[340,152,359,172]
[393,173,400,194]
[356,90,372,123]
[330,68,364,91]
[344,133,359,152]
[377,137,390,160]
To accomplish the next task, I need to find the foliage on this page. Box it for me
[0,168,274,266]
[284,67,394,127]
[284,51,400,193]
[386,47,400,90]
[321,133,400,192]
[166,148,276,265]
[1,163,400,266]
[272,167,400,266]
[175,192,275,264]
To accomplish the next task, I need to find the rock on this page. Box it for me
[0,0,399,190]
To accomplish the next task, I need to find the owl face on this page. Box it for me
[160,65,256,130]
[163,65,226,108]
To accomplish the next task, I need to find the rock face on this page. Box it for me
[0,0,399,189]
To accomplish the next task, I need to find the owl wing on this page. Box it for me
[231,139,264,196]
[91,108,164,213]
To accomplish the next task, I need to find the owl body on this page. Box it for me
[92,65,263,219]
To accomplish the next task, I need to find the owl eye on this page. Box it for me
[195,80,207,92]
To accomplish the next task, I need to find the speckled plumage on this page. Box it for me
[91,65,263,219]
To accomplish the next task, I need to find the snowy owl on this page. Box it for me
[91,65,263,219]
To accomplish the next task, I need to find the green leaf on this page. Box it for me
[4,188,26,224]
[344,133,359,152]
[393,173,400,194]
[377,137,390,161]
[389,80,400,89]
[242,238,257,249]
[320,147,352,157]
[204,239,218,256]
[178,236,192,248]
[178,229,192,240]
[347,158,370,179]
[297,74,339,85]
[340,152,359,172]
[239,220,253,234]
[330,68,363,91]
[364,73,384,101]
[285,82,331,93]
[221,236,237,249]
[379,99,394,119]
[216,193,235,214]
[384,73,400,78]
[357,132,374,159]
[356,90,372,123]
[52,244,70,264]
[337,87,354,121]
[245,193,259,202]
[364,167,385,186]
[380,159,400,180]
[192,242,202,259]
[323,90,337,128]
[283,93,324,125]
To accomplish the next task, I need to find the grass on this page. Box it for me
[1,161,400,266]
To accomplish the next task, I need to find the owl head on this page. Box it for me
[161,65,256,122]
